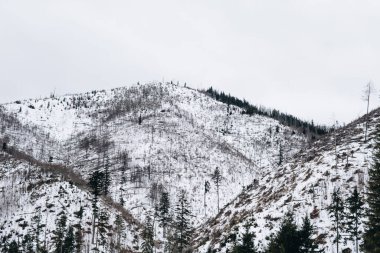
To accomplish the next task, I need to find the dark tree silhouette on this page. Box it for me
[212,167,222,212]
[363,124,380,252]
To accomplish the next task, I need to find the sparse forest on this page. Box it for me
[0,82,379,253]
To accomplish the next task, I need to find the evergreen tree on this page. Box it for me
[157,191,171,237]
[204,180,210,216]
[63,226,75,253]
[278,144,283,166]
[98,210,110,250]
[31,207,44,252]
[103,155,111,196]
[114,214,125,251]
[299,215,318,253]
[139,114,142,125]
[22,234,34,253]
[212,167,222,212]
[266,211,300,253]
[327,188,345,253]
[231,221,256,253]
[73,206,84,253]
[53,212,67,253]
[346,187,364,253]
[164,227,177,253]
[141,214,154,253]
[227,226,239,250]
[119,192,125,207]
[89,169,103,201]
[363,124,380,253]
[8,240,19,253]
[174,190,193,253]
[89,169,103,244]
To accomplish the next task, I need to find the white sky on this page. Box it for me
[1,0,379,126]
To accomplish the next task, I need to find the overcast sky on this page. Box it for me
[1,0,379,125]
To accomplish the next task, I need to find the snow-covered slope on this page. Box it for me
[6,82,370,253]
[0,148,142,252]
[1,82,307,230]
[193,107,378,252]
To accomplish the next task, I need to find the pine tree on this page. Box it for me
[103,155,111,196]
[363,124,380,253]
[232,221,256,253]
[119,192,125,207]
[267,211,301,253]
[98,210,110,250]
[114,214,125,251]
[73,206,84,253]
[31,208,43,252]
[89,169,103,202]
[157,191,171,237]
[346,187,364,253]
[22,234,34,253]
[299,215,318,253]
[141,214,154,253]
[204,180,210,216]
[164,226,177,253]
[89,169,103,244]
[53,212,67,253]
[63,226,75,253]
[327,188,345,253]
[212,168,222,212]
[278,144,283,166]
[174,190,193,253]
[8,240,19,253]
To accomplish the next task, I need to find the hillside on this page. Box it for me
[193,106,378,252]
[1,82,373,253]
[1,83,307,226]
[0,147,142,252]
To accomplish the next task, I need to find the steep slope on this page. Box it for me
[1,82,308,231]
[193,107,378,252]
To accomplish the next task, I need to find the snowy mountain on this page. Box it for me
[193,106,377,252]
[0,82,374,252]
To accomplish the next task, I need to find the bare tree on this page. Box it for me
[362,81,374,142]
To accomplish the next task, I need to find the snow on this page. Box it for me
[0,152,141,252]
[194,110,378,253]
[0,81,374,252]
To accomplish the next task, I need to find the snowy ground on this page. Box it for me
[0,151,142,252]
[1,82,368,252]
[1,82,306,229]
[194,107,378,253]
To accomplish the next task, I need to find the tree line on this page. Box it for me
[204,87,328,137]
